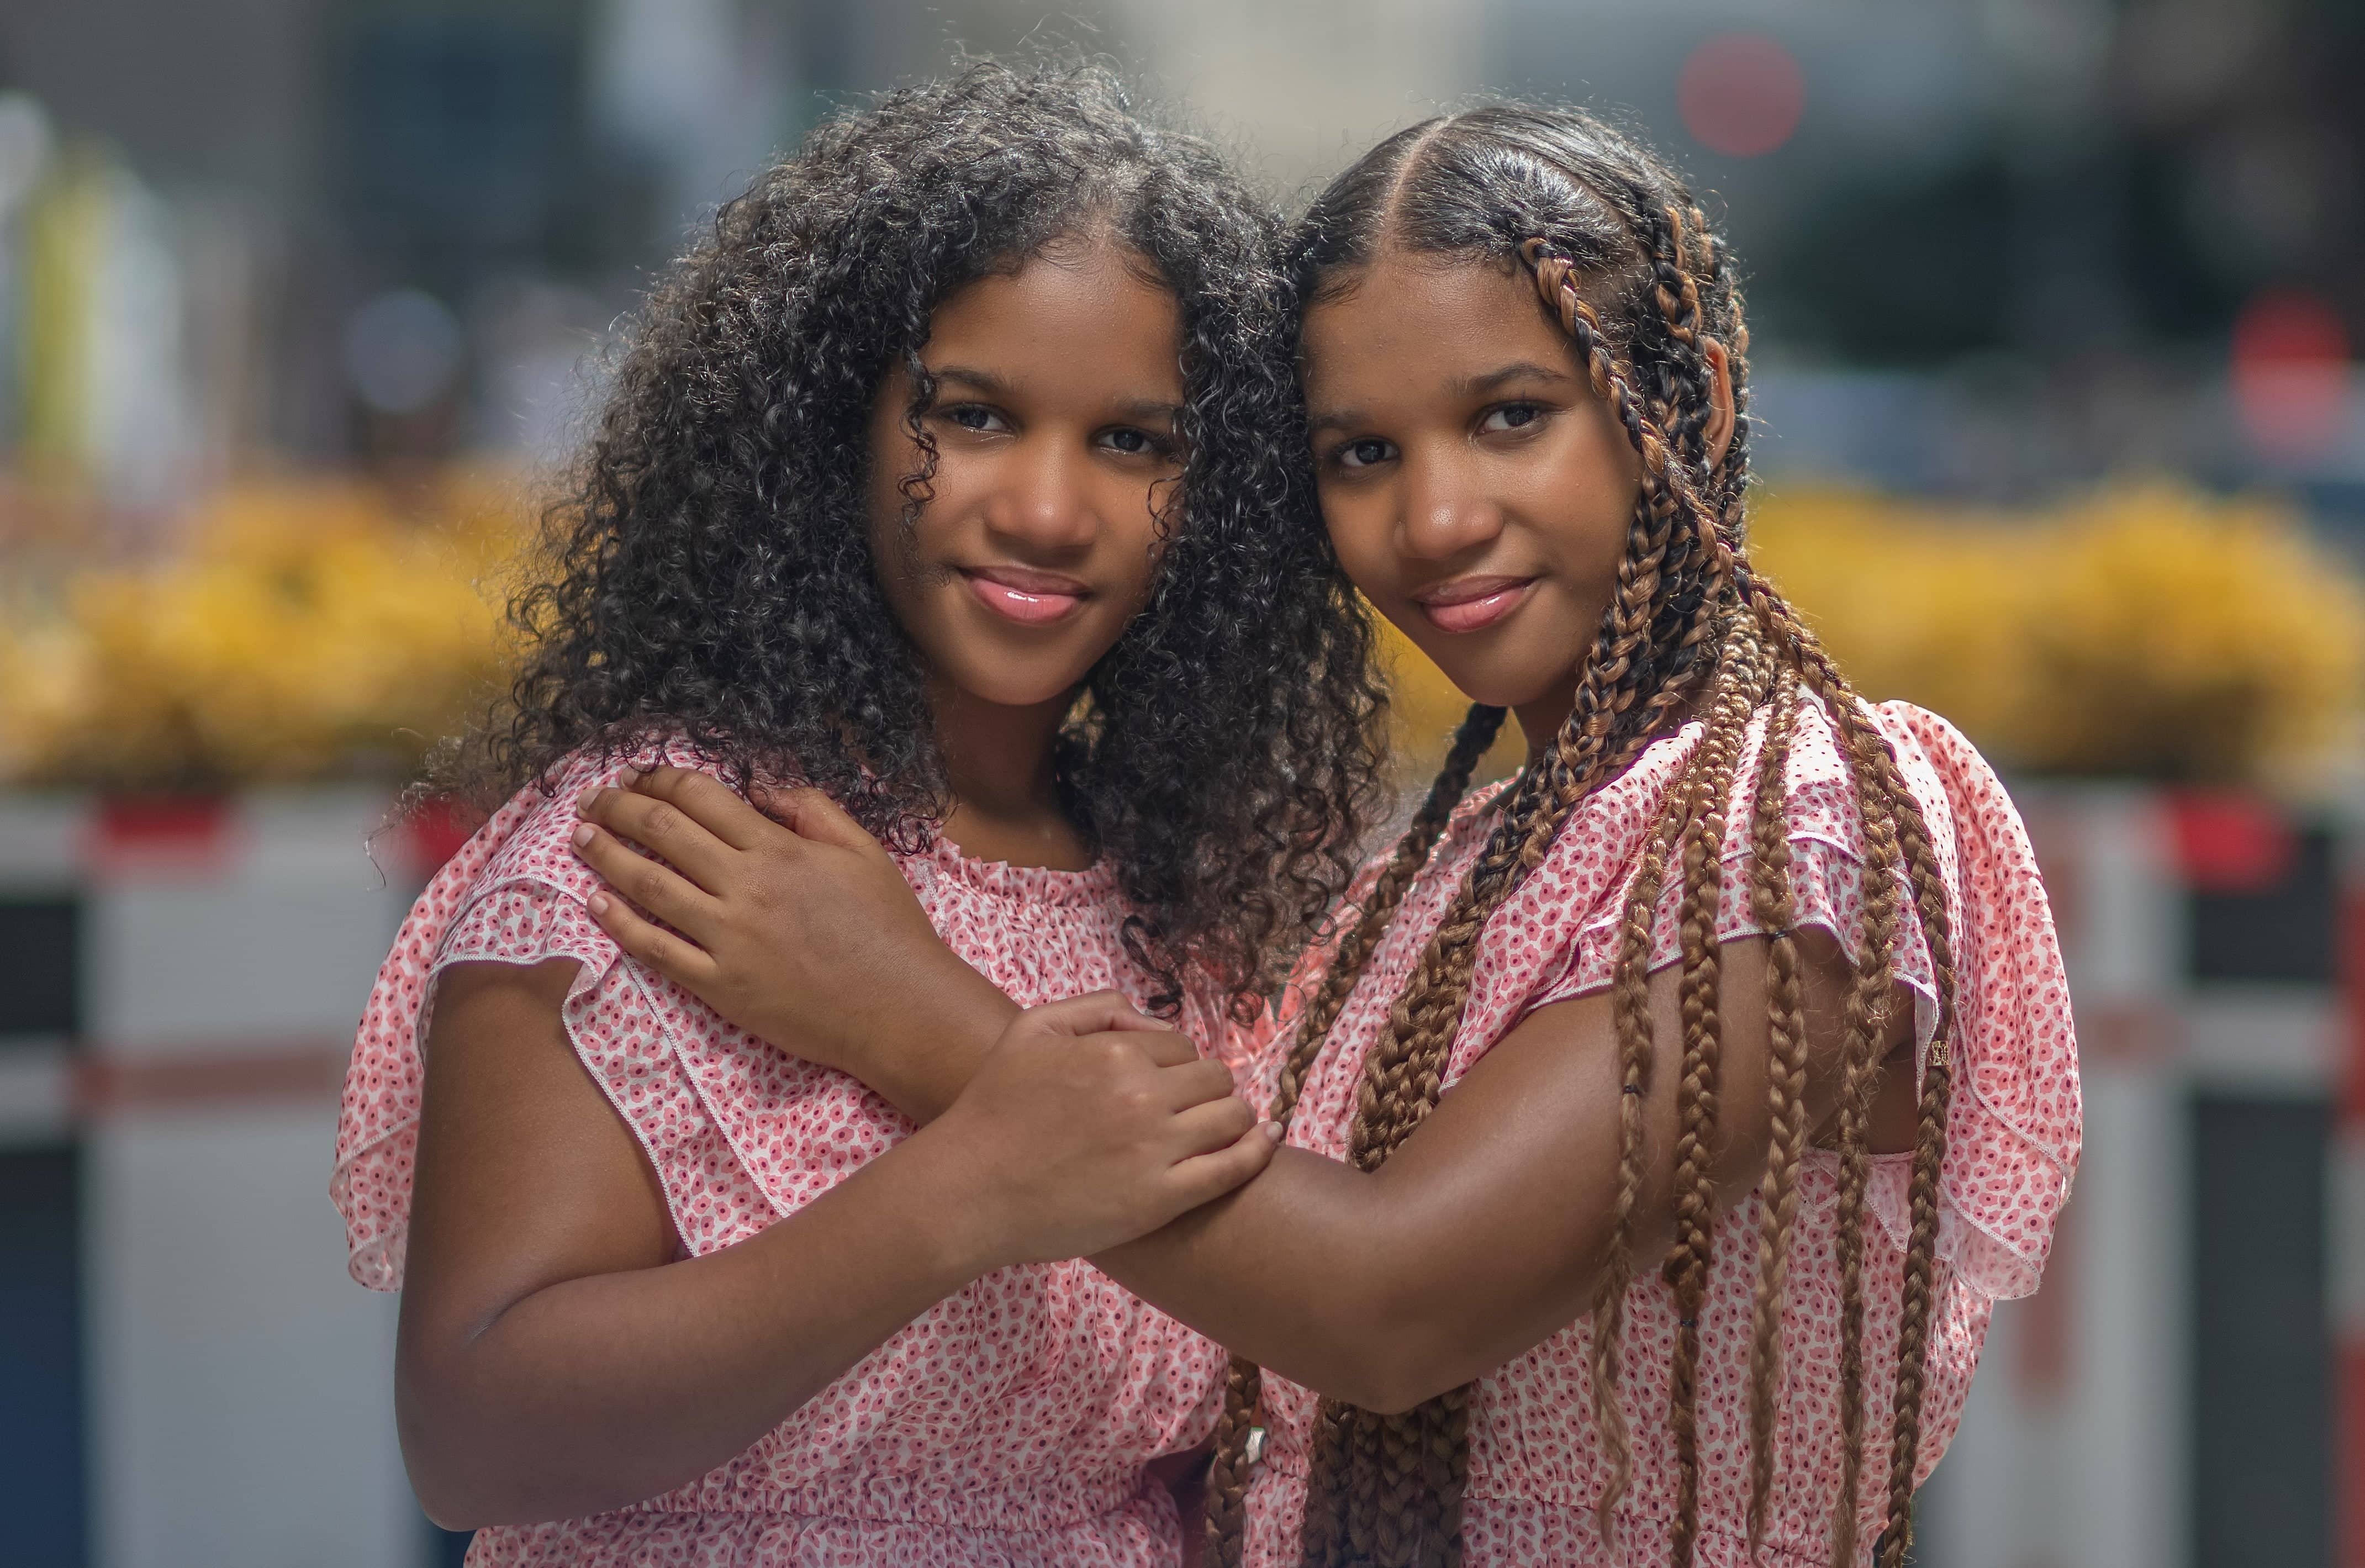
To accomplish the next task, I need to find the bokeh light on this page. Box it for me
[1676,33,1806,159]
[342,289,464,419]
[2230,288,2351,462]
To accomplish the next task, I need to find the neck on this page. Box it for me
[1511,673,1583,769]
[930,679,1090,870]
[1509,669,1699,776]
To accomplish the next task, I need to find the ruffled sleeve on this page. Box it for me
[1478,698,1936,1034]
[1456,695,2076,1303]
[1864,701,2080,1300]
[330,744,791,1289]
[331,750,627,1288]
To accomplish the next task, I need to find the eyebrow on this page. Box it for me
[1307,360,1580,436]
[928,365,1013,397]
[1111,398,1185,427]
[1454,360,1578,398]
[929,365,1182,427]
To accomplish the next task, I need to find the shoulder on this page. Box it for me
[1292,775,1519,983]
[1689,689,1873,874]
[1868,701,2024,854]
[1712,691,1983,883]
[468,738,724,907]
[424,738,737,986]
[1474,692,1949,1027]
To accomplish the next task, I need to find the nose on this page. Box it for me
[983,438,1097,556]
[1396,445,1505,562]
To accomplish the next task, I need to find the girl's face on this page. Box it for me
[1301,252,1643,740]
[867,239,1185,714]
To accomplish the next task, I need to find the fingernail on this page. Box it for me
[1261,1122,1284,1144]
[618,766,643,785]
[576,787,599,811]
[588,892,610,916]
[572,824,593,848]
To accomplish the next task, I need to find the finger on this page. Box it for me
[752,785,885,853]
[577,783,738,891]
[1155,1055,1241,1111]
[630,766,774,853]
[1026,991,1174,1040]
[584,887,724,991]
[1167,1092,1258,1156]
[1163,1122,1282,1210]
[571,822,723,937]
[1131,1030,1202,1071]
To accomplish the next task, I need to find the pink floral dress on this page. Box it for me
[332,746,1237,1567]
[1240,699,2080,1567]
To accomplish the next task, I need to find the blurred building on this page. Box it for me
[2,0,2356,506]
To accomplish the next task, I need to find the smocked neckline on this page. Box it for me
[909,830,1118,906]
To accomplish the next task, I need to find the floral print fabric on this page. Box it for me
[1238,699,2080,1567]
[334,745,1235,1567]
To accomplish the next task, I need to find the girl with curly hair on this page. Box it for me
[583,105,2081,1568]
[330,62,1389,1566]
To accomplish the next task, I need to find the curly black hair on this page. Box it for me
[452,61,1387,1016]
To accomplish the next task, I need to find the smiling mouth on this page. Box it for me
[962,567,1091,627]
[1412,576,1538,634]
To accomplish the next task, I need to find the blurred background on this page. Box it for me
[0,1,2360,1565]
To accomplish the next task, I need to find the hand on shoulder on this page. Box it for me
[571,766,967,1075]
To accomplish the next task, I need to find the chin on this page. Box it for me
[1455,679,1544,712]
[1416,655,1542,714]
[944,660,1090,711]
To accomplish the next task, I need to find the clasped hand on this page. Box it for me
[569,767,1275,1266]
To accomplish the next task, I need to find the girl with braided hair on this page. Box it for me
[331,62,1391,1566]
[578,104,2079,1567]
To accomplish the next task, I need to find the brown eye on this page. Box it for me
[1479,402,1544,434]
[1337,437,1395,470]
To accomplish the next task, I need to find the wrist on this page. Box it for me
[893,1114,1021,1279]
[861,959,1022,1124]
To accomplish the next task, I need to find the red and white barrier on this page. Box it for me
[2,777,2351,1567]
[2337,817,2365,1568]
[0,786,448,1568]
[1926,783,2348,1568]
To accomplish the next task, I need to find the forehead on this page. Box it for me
[1300,254,1571,403]
[927,241,1184,390]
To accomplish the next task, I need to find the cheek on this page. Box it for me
[1583,403,1645,510]
[865,436,983,588]
[1540,409,1644,566]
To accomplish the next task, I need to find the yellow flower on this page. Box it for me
[0,471,529,789]
[1752,482,2363,786]
[5,472,2357,793]
[1381,482,2363,791]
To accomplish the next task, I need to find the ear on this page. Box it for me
[1701,337,1736,469]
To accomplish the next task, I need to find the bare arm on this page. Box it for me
[1096,933,1918,1410]
[575,770,1918,1413]
[397,961,1274,1528]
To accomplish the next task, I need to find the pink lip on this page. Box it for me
[963,566,1089,626]
[1412,576,1538,634]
